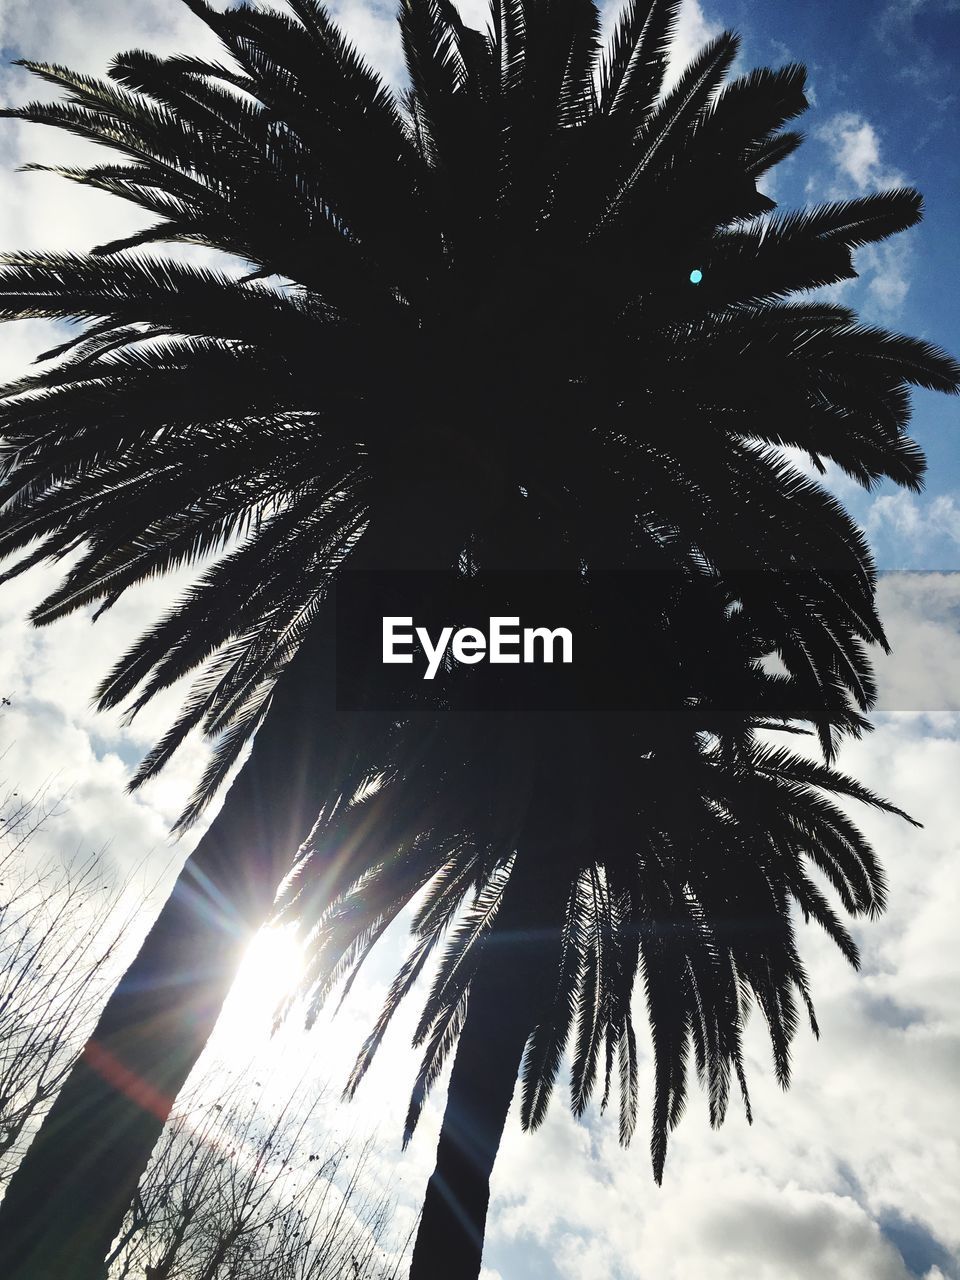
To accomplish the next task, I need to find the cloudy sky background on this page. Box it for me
[1,1,959,1277]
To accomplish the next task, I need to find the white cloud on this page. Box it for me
[872,572,960,714]
[860,239,914,313]
[868,492,960,549]
[662,0,725,93]
[0,0,223,75]
[0,554,214,884]
[808,112,914,318]
[595,0,725,97]
[453,0,495,28]
[0,319,64,385]
[816,112,907,194]
[0,1,232,259]
[778,447,867,501]
[325,0,407,86]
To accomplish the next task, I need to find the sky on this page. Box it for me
[0,1,959,1278]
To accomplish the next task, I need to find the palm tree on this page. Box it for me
[0,0,955,1274]
[283,593,917,1280]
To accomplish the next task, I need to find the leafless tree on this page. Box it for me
[107,1073,409,1280]
[0,774,143,1183]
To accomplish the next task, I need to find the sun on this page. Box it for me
[216,924,305,1048]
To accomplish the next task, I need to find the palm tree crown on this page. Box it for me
[1,0,956,814]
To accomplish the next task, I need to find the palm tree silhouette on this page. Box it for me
[282,587,917,1280]
[0,0,956,1275]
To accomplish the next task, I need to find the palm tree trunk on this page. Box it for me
[408,843,568,1280]
[0,496,473,1280]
